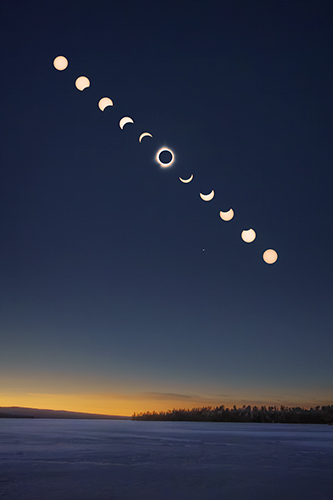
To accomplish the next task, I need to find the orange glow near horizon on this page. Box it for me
[1,372,330,416]
[0,390,329,416]
[0,392,226,416]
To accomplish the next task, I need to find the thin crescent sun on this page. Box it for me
[139,132,153,142]
[219,209,234,221]
[199,190,214,201]
[179,175,193,184]
[98,97,113,111]
[119,116,134,129]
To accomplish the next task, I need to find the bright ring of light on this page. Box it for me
[156,148,175,168]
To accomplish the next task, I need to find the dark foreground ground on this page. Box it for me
[0,419,332,500]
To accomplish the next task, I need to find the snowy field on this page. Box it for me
[0,419,332,500]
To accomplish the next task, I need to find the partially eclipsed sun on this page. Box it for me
[219,209,234,221]
[119,116,134,129]
[179,175,193,183]
[241,228,256,243]
[139,132,153,142]
[98,97,113,110]
[200,190,214,201]
[75,76,90,91]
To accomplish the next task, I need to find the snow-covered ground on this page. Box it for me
[0,419,332,499]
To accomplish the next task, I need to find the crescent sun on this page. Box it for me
[98,97,113,111]
[199,190,215,201]
[139,132,153,142]
[119,116,134,129]
[219,209,234,221]
[179,175,193,184]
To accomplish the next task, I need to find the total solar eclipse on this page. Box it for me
[156,148,175,168]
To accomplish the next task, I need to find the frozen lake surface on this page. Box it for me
[0,419,332,499]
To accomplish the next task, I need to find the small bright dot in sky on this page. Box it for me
[241,228,256,243]
[156,148,175,167]
[263,249,278,264]
[75,76,90,91]
[53,55,68,71]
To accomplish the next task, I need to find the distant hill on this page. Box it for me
[0,406,130,420]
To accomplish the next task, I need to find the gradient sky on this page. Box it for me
[1,0,332,416]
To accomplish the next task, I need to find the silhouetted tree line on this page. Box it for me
[132,404,333,424]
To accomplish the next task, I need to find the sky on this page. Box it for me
[1,0,332,416]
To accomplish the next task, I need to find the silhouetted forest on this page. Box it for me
[132,405,333,424]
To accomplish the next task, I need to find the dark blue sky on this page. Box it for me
[1,0,332,414]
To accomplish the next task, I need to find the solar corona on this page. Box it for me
[156,148,175,168]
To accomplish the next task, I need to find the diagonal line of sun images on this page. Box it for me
[53,55,278,265]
